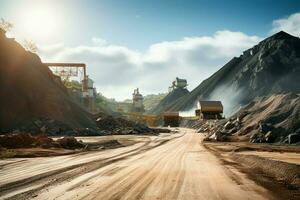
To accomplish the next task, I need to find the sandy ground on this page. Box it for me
[0,128,284,200]
[238,151,300,165]
[204,142,300,164]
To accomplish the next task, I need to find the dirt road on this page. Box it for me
[0,128,276,200]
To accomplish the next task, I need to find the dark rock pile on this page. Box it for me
[2,114,158,136]
[0,133,85,149]
[95,114,155,135]
[9,117,75,135]
[56,137,85,149]
[189,93,300,144]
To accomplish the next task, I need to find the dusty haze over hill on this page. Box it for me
[2,0,300,100]
[163,31,300,116]
[150,88,189,114]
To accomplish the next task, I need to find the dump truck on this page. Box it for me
[162,112,180,127]
[195,100,223,119]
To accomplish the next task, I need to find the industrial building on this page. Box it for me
[131,88,145,113]
[44,63,97,112]
[81,75,97,111]
[169,77,188,92]
[117,88,160,127]
[195,100,223,119]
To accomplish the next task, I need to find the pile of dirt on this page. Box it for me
[204,142,300,198]
[0,29,96,132]
[191,93,300,144]
[0,29,156,136]
[95,113,155,135]
[232,154,300,187]
[165,31,300,115]
[149,88,189,114]
[0,133,84,149]
[85,139,124,150]
[9,117,77,135]
[234,93,300,143]
[56,137,85,149]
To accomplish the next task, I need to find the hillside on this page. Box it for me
[150,88,189,114]
[0,30,97,132]
[235,93,300,142]
[95,93,118,114]
[191,93,300,144]
[167,31,300,115]
[143,93,167,111]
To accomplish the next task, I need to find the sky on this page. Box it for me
[1,0,300,100]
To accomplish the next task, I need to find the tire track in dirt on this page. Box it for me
[1,129,277,200]
[1,133,184,200]
[82,134,186,200]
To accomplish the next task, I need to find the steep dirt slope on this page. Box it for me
[149,88,189,114]
[234,93,300,142]
[0,30,96,132]
[190,93,300,144]
[167,31,300,115]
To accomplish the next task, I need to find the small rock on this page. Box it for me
[224,121,234,130]
[288,133,300,144]
[259,122,273,133]
[250,132,265,143]
[264,131,274,143]
[228,127,238,134]
[40,125,47,133]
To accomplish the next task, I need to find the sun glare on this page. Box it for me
[16,3,61,42]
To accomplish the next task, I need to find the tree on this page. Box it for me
[23,39,38,53]
[0,18,13,33]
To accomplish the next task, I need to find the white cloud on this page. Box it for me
[38,43,65,60]
[271,13,300,36]
[39,30,261,100]
[92,37,107,46]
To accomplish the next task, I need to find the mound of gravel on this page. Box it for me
[188,93,300,144]
[0,133,84,149]
[95,113,155,135]
[166,31,300,115]
[56,137,85,149]
[0,29,96,133]
[234,93,300,143]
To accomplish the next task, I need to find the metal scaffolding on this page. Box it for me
[44,63,88,91]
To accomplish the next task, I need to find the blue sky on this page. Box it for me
[1,0,300,100]
[83,0,298,50]
[1,0,299,49]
